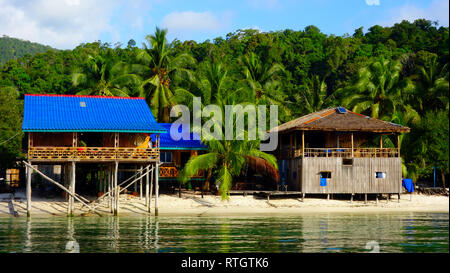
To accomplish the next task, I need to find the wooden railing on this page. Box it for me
[278,147,399,158]
[159,166,205,179]
[159,166,179,178]
[28,147,160,161]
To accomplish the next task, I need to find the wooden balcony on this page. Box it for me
[27,146,160,162]
[279,147,399,159]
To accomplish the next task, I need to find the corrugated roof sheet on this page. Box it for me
[270,107,410,133]
[22,94,167,133]
[156,123,207,150]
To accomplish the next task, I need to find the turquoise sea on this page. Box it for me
[0,212,448,253]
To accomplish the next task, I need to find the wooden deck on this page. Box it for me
[27,146,160,162]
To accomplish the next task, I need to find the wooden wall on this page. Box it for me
[31,132,73,147]
[295,157,402,194]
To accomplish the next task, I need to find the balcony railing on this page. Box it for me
[278,147,399,158]
[159,165,205,179]
[28,147,160,162]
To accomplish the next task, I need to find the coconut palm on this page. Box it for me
[72,49,140,97]
[240,52,286,106]
[337,57,413,120]
[295,75,336,113]
[178,136,278,200]
[174,61,246,110]
[412,56,449,111]
[135,27,196,122]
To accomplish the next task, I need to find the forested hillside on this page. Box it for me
[0,19,448,186]
[0,36,55,65]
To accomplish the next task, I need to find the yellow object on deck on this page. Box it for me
[136,135,151,149]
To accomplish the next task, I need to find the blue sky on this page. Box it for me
[0,0,448,49]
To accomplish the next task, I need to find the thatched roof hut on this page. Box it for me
[270,107,410,134]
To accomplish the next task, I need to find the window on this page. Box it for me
[375,172,386,179]
[343,158,353,166]
[320,171,332,179]
[320,171,331,187]
[160,152,172,163]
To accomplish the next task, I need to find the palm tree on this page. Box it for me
[295,75,336,113]
[174,61,246,110]
[412,56,449,111]
[337,57,412,120]
[178,136,278,200]
[240,52,286,106]
[135,27,196,122]
[72,49,140,97]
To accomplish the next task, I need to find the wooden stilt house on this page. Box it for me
[22,94,167,216]
[271,107,410,198]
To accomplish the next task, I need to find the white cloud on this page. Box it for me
[380,0,449,27]
[160,10,234,41]
[0,0,155,49]
[365,0,380,6]
[161,11,222,32]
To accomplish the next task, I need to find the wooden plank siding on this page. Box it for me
[297,157,402,194]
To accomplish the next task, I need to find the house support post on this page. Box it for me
[109,165,113,213]
[149,166,153,213]
[155,162,159,216]
[68,161,76,217]
[351,133,354,157]
[145,165,150,213]
[114,161,119,216]
[139,165,143,200]
[26,162,32,217]
[364,194,367,204]
[302,131,305,157]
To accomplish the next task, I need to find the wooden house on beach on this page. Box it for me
[271,107,410,201]
[22,94,169,216]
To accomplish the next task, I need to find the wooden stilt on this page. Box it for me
[155,163,159,216]
[398,193,400,203]
[351,194,353,203]
[70,161,76,216]
[376,194,379,204]
[387,193,390,204]
[26,162,32,217]
[22,161,99,214]
[327,194,330,201]
[109,165,113,213]
[302,193,305,202]
[149,166,153,213]
[134,165,138,193]
[364,194,367,204]
[145,165,150,213]
[139,165,143,200]
[114,161,119,216]
[178,181,182,198]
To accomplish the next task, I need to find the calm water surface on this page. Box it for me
[0,212,448,253]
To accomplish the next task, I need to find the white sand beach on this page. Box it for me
[0,191,448,217]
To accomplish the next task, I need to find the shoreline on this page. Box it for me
[1,192,448,217]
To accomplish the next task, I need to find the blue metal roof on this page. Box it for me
[22,94,167,133]
[156,123,207,150]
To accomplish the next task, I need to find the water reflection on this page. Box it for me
[0,212,447,253]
